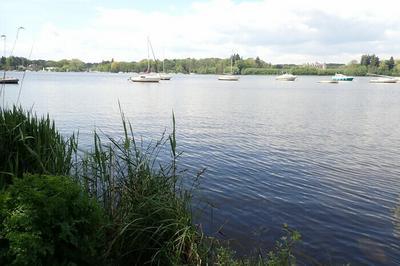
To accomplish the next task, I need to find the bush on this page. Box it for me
[0,106,76,189]
[0,174,106,265]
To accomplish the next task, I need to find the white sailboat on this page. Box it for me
[218,55,239,81]
[369,77,397,83]
[368,73,399,83]
[159,59,172,80]
[130,38,161,83]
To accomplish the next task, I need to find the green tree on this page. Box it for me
[370,54,380,67]
[110,61,120,73]
[255,56,263,68]
[388,56,395,70]
[360,54,371,66]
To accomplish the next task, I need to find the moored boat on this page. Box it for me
[0,78,19,84]
[159,73,172,80]
[367,73,400,82]
[218,53,239,81]
[129,38,161,83]
[369,77,397,83]
[276,73,297,81]
[159,57,172,80]
[332,73,354,81]
[218,74,239,81]
[130,74,161,82]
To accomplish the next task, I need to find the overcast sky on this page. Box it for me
[1,0,399,63]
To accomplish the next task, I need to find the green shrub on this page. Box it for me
[0,106,76,189]
[0,174,106,265]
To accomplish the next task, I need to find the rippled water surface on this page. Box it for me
[4,72,400,264]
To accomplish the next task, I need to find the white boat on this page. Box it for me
[159,73,172,80]
[159,59,172,80]
[130,74,161,82]
[276,73,297,81]
[332,73,354,81]
[368,73,400,82]
[369,77,397,83]
[218,74,239,81]
[218,54,239,81]
[129,38,161,83]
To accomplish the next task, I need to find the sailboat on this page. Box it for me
[368,73,399,83]
[130,38,161,83]
[218,55,239,81]
[0,33,21,84]
[159,59,172,80]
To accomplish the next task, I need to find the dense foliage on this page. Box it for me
[2,54,400,76]
[0,174,106,265]
[0,106,75,189]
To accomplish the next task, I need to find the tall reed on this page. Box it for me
[0,106,76,188]
[74,107,202,265]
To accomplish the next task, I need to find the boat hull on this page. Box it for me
[160,74,172,80]
[333,78,354,81]
[0,78,19,84]
[130,76,161,82]
[318,80,339,84]
[369,78,397,83]
[218,75,239,81]
[276,77,296,81]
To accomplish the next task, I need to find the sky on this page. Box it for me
[1,0,400,64]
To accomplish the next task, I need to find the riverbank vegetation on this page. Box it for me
[1,54,400,76]
[0,106,301,265]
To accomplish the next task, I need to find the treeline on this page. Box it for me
[1,54,400,76]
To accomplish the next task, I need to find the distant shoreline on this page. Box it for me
[1,54,399,77]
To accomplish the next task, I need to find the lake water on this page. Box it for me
[3,72,400,265]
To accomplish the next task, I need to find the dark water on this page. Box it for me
[3,72,400,265]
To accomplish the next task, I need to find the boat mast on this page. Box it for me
[148,38,158,73]
[146,38,150,73]
[230,55,233,74]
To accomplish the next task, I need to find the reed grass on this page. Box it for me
[75,106,204,265]
[0,106,76,189]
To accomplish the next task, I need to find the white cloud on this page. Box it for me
[9,0,400,63]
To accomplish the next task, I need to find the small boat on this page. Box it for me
[276,73,297,81]
[318,80,339,84]
[332,73,354,81]
[369,77,397,83]
[367,73,400,82]
[159,73,172,80]
[159,58,172,80]
[0,78,19,84]
[218,74,239,81]
[130,74,161,82]
[218,54,239,81]
[129,38,160,83]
